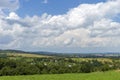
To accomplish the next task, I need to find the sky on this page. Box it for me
[0,0,120,53]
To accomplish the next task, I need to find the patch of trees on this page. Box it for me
[0,58,118,76]
[0,54,7,58]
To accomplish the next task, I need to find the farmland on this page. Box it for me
[7,53,51,58]
[0,50,120,79]
[0,71,119,80]
[72,58,113,63]
[0,50,52,58]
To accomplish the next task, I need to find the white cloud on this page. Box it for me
[0,0,19,11]
[7,12,20,20]
[0,0,120,51]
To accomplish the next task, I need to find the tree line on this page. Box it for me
[0,57,119,76]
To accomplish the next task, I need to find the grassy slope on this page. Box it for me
[0,50,52,58]
[0,71,119,80]
[7,53,51,58]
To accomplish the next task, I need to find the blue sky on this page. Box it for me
[17,0,106,17]
[0,0,120,53]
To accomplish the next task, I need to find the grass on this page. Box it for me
[0,71,119,80]
[7,53,51,58]
[72,58,113,63]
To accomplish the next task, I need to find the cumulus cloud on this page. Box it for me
[0,0,120,51]
[7,12,20,20]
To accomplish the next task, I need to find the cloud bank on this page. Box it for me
[0,0,120,51]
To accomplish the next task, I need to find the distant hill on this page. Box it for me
[0,49,26,53]
[0,49,52,58]
[0,49,120,58]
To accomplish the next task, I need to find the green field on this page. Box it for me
[7,53,51,58]
[72,58,113,63]
[0,71,119,80]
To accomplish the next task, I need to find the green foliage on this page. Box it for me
[0,57,118,76]
[0,54,7,58]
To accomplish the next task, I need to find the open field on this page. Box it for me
[0,52,52,58]
[72,58,114,63]
[7,53,51,58]
[0,71,119,80]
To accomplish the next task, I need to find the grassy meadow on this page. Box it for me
[72,58,113,63]
[0,71,119,80]
[7,53,51,58]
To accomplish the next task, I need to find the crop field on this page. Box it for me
[72,58,114,63]
[0,71,119,80]
[7,53,51,58]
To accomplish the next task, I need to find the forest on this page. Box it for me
[0,56,119,76]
